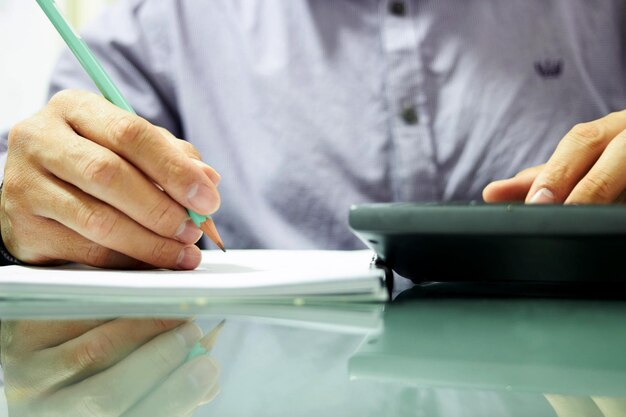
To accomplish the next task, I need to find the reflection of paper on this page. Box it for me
[0,300,385,334]
[0,250,387,303]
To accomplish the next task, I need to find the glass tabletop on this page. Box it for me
[1,288,625,417]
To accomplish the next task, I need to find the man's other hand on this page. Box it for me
[484,111,626,204]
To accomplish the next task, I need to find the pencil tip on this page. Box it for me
[199,319,227,351]
[218,243,226,252]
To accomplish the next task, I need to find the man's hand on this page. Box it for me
[484,111,626,204]
[1,319,221,417]
[0,89,221,269]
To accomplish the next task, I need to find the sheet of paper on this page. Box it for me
[0,250,387,303]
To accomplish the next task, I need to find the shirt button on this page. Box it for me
[389,1,406,17]
[401,106,419,125]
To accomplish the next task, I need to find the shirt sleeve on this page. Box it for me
[48,0,182,136]
[0,148,6,184]
[0,0,182,184]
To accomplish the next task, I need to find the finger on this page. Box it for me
[565,130,626,203]
[199,379,221,405]
[544,394,604,417]
[2,320,107,354]
[36,127,202,245]
[44,322,203,416]
[483,165,544,202]
[122,356,219,417]
[526,112,626,203]
[592,396,626,417]
[17,216,148,269]
[192,159,222,187]
[0,165,55,264]
[157,127,221,186]
[9,319,187,400]
[0,178,140,268]
[57,318,186,380]
[48,90,220,215]
[34,178,202,270]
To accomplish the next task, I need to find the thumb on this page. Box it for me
[483,165,545,203]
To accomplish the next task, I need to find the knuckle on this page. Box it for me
[146,338,180,369]
[7,120,37,150]
[146,199,181,234]
[179,140,201,159]
[151,318,179,333]
[1,176,22,200]
[81,157,119,187]
[108,115,149,146]
[539,161,570,188]
[48,89,75,110]
[1,174,38,220]
[164,157,188,183]
[78,205,118,242]
[76,394,111,417]
[149,238,179,265]
[84,244,113,267]
[577,171,616,201]
[566,122,606,152]
[48,89,90,121]
[73,332,117,371]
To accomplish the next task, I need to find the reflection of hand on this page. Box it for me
[484,113,626,204]
[1,319,220,416]
[545,394,626,417]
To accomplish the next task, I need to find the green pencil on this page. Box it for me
[35,0,224,251]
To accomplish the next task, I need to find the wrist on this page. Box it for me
[0,182,22,266]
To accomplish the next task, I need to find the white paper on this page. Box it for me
[0,250,388,303]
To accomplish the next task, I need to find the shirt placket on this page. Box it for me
[382,0,438,202]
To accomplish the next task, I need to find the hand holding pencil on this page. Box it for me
[0,0,225,269]
[1,90,222,269]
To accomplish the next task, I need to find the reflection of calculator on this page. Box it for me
[349,203,626,283]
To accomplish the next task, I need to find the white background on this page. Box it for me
[0,0,116,132]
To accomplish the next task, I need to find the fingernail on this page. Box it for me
[175,322,203,348]
[177,246,202,270]
[530,188,555,204]
[175,219,203,244]
[200,382,221,404]
[187,183,218,214]
[188,357,219,391]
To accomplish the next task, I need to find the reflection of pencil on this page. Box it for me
[200,319,226,351]
[35,0,226,251]
[186,320,226,360]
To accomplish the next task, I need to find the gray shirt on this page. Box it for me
[2,0,626,250]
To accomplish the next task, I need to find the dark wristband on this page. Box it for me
[0,182,22,266]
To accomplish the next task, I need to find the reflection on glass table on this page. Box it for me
[351,296,626,417]
[2,318,221,417]
[2,294,626,416]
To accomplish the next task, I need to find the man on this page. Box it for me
[4,2,626,415]
[1,0,626,269]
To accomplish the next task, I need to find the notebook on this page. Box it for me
[0,250,388,304]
